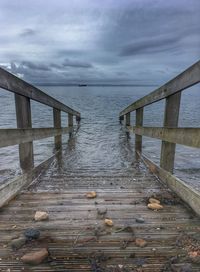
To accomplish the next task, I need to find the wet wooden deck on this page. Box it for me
[0,166,200,271]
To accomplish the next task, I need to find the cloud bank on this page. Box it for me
[0,0,199,85]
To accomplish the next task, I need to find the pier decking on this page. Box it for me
[0,167,200,271]
[0,61,200,271]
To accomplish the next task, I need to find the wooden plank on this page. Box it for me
[125,112,130,126]
[0,67,80,117]
[53,108,61,150]
[15,94,34,171]
[68,113,73,138]
[140,152,200,217]
[76,115,81,123]
[68,113,73,127]
[160,92,181,173]
[119,60,200,116]
[0,169,200,271]
[0,153,57,208]
[128,127,200,148]
[135,107,143,153]
[119,115,124,124]
[0,127,72,148]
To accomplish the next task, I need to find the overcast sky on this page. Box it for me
[0,0,199,85]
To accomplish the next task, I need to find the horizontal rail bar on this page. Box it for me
[140,152,200,217]
[0,127,73,148]
[120,60,200,116]
[128,126,200,148]
[0,68,80,117]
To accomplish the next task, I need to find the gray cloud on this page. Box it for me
[0,0,199,85]
[119,35,181,56]
[21,61,51,71]
[56,49,84,57]
[62,58,92,68]
[51,63,62,69]
[20,28,36,37]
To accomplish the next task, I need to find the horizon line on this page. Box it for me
[35,83,158,87]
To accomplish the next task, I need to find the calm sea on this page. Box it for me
[0,85,199,190]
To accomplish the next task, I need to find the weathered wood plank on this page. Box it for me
[53,108,62,150]
[125,112,130,126]
[160,92,181,172]
[119,115,124,123]
[68,113,73,138]
[128,127,200,148]
[0,127,72,148]
[68,113,73,127]
[0,153,57,208]
[0,67,80,117]
[135,107,143,153]
[120,60,200,116]
[140,152,200,217]
[15,94,34,171]
[0,167,200,271]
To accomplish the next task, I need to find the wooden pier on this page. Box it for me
[0,61,200,271]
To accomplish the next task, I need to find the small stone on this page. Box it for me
[135,238,147,247]
[34,211,49,221]
[188,251,198,258]
[149,198,160,204]
[147,203,163,210]
[24,228,40,240]
[104,219,113,226]
[97,208,107,215]
[21,248,48,265]
[86,191,97,199]
[136,217,145,224]
[180,264,192,272]
[11,237,27,250]
[170,256,178,264]
[134,258,146,266]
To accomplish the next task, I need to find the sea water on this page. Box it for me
[0,85,199,190]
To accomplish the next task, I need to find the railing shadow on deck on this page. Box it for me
[119,60,200,216]
[0,67,81,207]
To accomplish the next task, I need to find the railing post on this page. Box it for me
[53,108,62,150]
[68,113,73,138]
[76,115,81,123]
[135,107,143,153]
[15,94,34,171]
[119,115,124,124]
[125,112,130,126]
[160,92,181,173]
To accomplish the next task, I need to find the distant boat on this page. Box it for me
[78,84,87,87]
